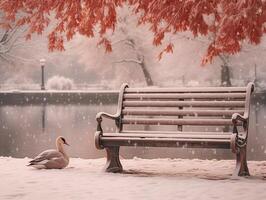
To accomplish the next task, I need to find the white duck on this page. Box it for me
[28,136,70,169]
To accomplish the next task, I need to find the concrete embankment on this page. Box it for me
[0,90,265,106]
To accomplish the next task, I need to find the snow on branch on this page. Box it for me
[112,58,142,65]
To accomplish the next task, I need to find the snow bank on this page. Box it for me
[47,76,74,90]
[0,157,266,200]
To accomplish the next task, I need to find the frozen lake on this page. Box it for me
[0,92,266,160]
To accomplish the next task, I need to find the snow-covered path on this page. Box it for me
[0,157,266,200]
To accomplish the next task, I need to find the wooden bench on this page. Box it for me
[95,82,254,176]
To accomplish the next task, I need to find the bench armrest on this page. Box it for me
[231,113,248,124]
[96,112,121,132]
[95,83,128,133]
[96,112,120,121]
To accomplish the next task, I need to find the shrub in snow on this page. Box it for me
[47,76,74,90]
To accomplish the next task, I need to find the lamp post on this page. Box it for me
[40,58,46,90]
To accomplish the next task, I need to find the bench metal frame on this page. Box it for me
[95,83,254,176]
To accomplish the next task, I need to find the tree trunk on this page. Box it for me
[221,65,232,87]
[140,58,153,86]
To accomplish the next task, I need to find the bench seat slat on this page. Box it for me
[101,137,231,143]
[122,118,239,125]
[121,130,234,135]
[122,109,244,116]
[101,137,231,149]
[125,87,247,93]
[123,100,245,107]
[102,133,232,139]
[124,93,246,99]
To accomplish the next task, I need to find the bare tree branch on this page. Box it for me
[113,58,142,65]
[111,38,128,46]
[0,53,10,63]
[112,38,136,49]
[6,53,36,63]
[218,54,229,65]
[0,23,29,64]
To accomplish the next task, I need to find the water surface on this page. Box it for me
[0,95,265,160]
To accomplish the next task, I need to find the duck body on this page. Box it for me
[28,136,69,169]
[28,149,69,169]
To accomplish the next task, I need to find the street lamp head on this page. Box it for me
[40,58,46,67]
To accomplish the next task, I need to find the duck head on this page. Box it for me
[57,136,70,146]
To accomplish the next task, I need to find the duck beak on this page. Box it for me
[64,142,70,146]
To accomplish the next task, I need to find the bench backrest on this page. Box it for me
[115,83,254,133]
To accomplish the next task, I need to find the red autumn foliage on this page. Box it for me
[0,0,265,64]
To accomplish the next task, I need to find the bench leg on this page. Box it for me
[233,146,250,177]
[104,147,123,173]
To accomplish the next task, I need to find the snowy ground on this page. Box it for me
[1,157,266,200]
